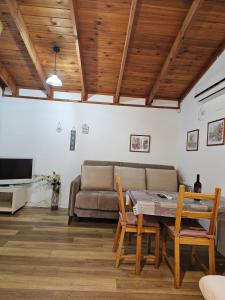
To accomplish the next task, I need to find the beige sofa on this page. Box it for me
[68,160,178,224]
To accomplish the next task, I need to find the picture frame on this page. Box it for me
[207,118,225,146]
[186,129,199,151]
[129,135,150,153]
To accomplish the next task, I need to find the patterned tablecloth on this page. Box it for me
[127,190,225,218]
[127,190,225,256]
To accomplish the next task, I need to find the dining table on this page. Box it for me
[126,190,225,275]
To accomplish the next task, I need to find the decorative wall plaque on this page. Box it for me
[70,130,76,151]
[82,124,89,134]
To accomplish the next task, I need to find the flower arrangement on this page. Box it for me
[42,172,61,194]
[38,172,61,210]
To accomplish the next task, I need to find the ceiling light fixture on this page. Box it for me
[46,46,62,87]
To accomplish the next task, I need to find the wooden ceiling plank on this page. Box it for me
[146,0,204,106]
[5,0,52,97]
[181,38,225,101]
[0,61,17,95]
[70,0,86,101]
[0,19,3,36]
[114,0,138,104]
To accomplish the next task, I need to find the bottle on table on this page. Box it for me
[194,174,202,201]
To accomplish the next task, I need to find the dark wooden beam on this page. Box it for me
[114,0,138,104]
[70,0,86,101]
[0,20,3,36]
[181,38,225,101]
[146,0,204,106]
[0,61,17,95]
[2,94,179,110]
[5,0,52,97]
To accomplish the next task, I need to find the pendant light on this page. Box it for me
[46,46,62,87]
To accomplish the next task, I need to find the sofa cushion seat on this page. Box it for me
[114,166,146,191]
[146,168,177,192]
[75,191,118,212]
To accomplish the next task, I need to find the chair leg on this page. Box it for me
[162,227,167,263]
[112,218,121,252]
[147,234,151,254]
[115,226,126,268]
[154,230,160,269]
[135,214,143,275]
[208,239,215,275]
[191,245,197,265]
[68,216,73,225]
[174,237,180,289]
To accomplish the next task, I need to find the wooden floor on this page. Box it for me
[0,208,224,300]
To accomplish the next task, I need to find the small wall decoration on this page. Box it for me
[70,130,76,151]
[56,122,62,133]
[207,118,225,146]
[82,123,89,134]
[129,135,150,153]
[186,129,199,151]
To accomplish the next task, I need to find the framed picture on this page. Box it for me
[207,118,225,146]
[186,129,199,151]
[129,135,150,153]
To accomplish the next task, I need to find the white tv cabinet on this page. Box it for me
[0,185,29,214]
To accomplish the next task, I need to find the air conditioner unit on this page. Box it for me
[195,78,225,104]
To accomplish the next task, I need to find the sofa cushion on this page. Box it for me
[199,275,225,300]
[75,191,99,210]
[98,191,118,211]
[114,166,146,191]
[146,168,177,192]
[75,191,118,212]
[81,165,113,191]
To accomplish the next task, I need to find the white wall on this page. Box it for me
[178,52,225,195]
[0,97,179,207]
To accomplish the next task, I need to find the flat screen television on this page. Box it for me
[0,158,33,185]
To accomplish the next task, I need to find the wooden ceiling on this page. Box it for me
[0,0,225,107]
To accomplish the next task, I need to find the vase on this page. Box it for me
[51,189,59,210]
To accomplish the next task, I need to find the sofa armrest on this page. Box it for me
[68,175,81,217]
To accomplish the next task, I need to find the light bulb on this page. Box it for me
[46,74,62,87]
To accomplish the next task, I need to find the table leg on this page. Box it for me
[135,213,143,275]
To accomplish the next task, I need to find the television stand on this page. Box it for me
[0,185,29,214]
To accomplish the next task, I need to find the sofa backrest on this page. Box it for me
[83,160,175,170]
[81,160,177,192]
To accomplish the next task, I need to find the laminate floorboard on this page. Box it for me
[0,207,224,299]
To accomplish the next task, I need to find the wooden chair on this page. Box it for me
[162,185,221,288]
[113,175,160,270]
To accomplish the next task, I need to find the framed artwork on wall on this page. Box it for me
[186,129,199,151]
[129,135,150,153]
[207,118,225,146]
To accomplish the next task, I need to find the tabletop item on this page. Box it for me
[194,174,202,201]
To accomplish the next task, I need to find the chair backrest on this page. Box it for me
[115,175,126,222]
[175,185,221,236]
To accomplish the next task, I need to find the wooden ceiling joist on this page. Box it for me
[114,0,138,104]
[181,38,225,101]
[0,20,3,37]
[0,61,17,96]
[146,0,204,106]
[70,0,86,102]
[5,0,52,97]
